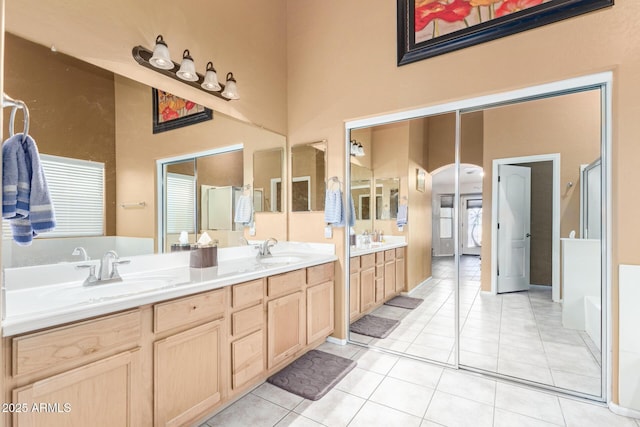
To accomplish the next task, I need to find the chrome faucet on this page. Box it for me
[76,250,130,286]
[259,238,278,257]
[72,247,89,261]
[239,236,249,246]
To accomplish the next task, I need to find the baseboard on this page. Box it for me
[326,336,347,346]
[405,276,433,296]
[609,402,640,420]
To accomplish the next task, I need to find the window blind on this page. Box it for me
[166,172,195,234]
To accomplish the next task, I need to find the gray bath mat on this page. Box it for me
[384,296,424,310]
[267,350,356,400]
[349,314,400,338]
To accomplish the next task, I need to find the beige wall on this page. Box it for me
[3,33,117,235]
[253,149,283,212]
[114,76,287,243]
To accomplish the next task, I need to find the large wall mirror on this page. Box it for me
[291,140,326,212]
[2,32,286,267]
[346,80,609,401]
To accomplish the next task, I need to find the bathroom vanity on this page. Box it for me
[1,244,336,426]
[349,241,407,322]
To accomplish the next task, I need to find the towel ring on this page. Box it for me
[9,102,30,142]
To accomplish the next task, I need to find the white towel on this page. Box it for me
[324,188,343,225]
[234,194,254,226]
[2,134,56,245]
[397,204,408,228]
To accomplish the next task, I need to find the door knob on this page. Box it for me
[526,233,531,237]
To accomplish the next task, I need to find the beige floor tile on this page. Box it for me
[317,342,361,359]
[387,357,444,389]
[275,412,325,427]
[495,382,564,425]
[551,370,602,396]
[436,369,496,406]
[498,343,549,368]
[252,382,304,410]
[458,349,498,371]
[460,336,499,357]
[348,401,422,427]
[369,376,434,418]
[424,390,494,427]
[405,343,452,364]
[335,367,385,399]
[206,393,289,427]
[497,358,554,385]
[350,349,399,375]
[559,398,638,427]
[493,408,564,427]
[412,332,455,350]
[293,389,365,427]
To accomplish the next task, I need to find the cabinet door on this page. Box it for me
[307,281,334,344]
[384,261,396,298]
[375,277,385,303]
[154,320,222,427]
[267,292,305,369]
[349,271,360,321]
[232,329,264,390]
[13,349,142,427]
[360,267,375,313]
[395,257,406,293]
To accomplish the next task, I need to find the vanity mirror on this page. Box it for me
[291,141,326,212]
[253,148,284,213]
[2,32,286,267]
[373,178,399,221]
[350,164,373,233]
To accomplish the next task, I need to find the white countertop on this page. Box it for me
[2,242,336,336]
[350,240,407,257]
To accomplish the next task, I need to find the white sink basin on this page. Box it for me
[258,256,305,265]
[45,277,175,302]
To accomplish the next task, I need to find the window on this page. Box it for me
[166,172,195,233]
[440,195,454,239]
[3,154,105,239]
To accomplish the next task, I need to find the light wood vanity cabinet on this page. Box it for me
[350,246,406,322]
[4,262,336,427]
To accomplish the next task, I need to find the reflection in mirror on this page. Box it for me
[350,164,373,233]
[253,148,283,213]
[291,141,326,212]
[459,88,603,396]
[164,160,196,251]
[374,178,399,220]
[2,32,286,267]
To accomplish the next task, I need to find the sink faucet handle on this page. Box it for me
[75,264,98,286]
[111,259,131,280]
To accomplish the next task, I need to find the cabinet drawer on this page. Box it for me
[376,252,385,264]
[232,330,264,390]
[360,254,375,269]
[307,262,335,286]
[350,256,360,273]
[232,279,264,309]
[232,304,264,338]
[396,247,405,258]
[13,310,141,377]
[267,269,306,297]
[384,249,396,261]
[154,289,225,333]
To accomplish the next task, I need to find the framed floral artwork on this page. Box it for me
[397,0,614,65]
[152,88,213,134]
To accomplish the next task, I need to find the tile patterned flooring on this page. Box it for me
[198,256,639,426]
[199,341,639,426]
[353,256,602,396]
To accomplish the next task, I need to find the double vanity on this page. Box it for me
[1,242,336,426]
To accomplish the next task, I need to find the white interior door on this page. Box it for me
[461,195,482,256]
[497,165,531,293]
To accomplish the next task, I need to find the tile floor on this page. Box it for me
[352,256,602,396]
[199,341,639,427]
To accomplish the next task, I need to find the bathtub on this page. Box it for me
[584,296,601,350]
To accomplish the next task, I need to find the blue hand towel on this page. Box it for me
[2,134,56,245]
[324,188,343,225]
[234,194,254,226]
[397,204,408,227]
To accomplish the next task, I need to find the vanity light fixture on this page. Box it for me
[176,50,198,81]
[201,62,221,91]
[221,73,240,100]
[149,35,173,70]
[350,140,365,157]
[132,35,239,101]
